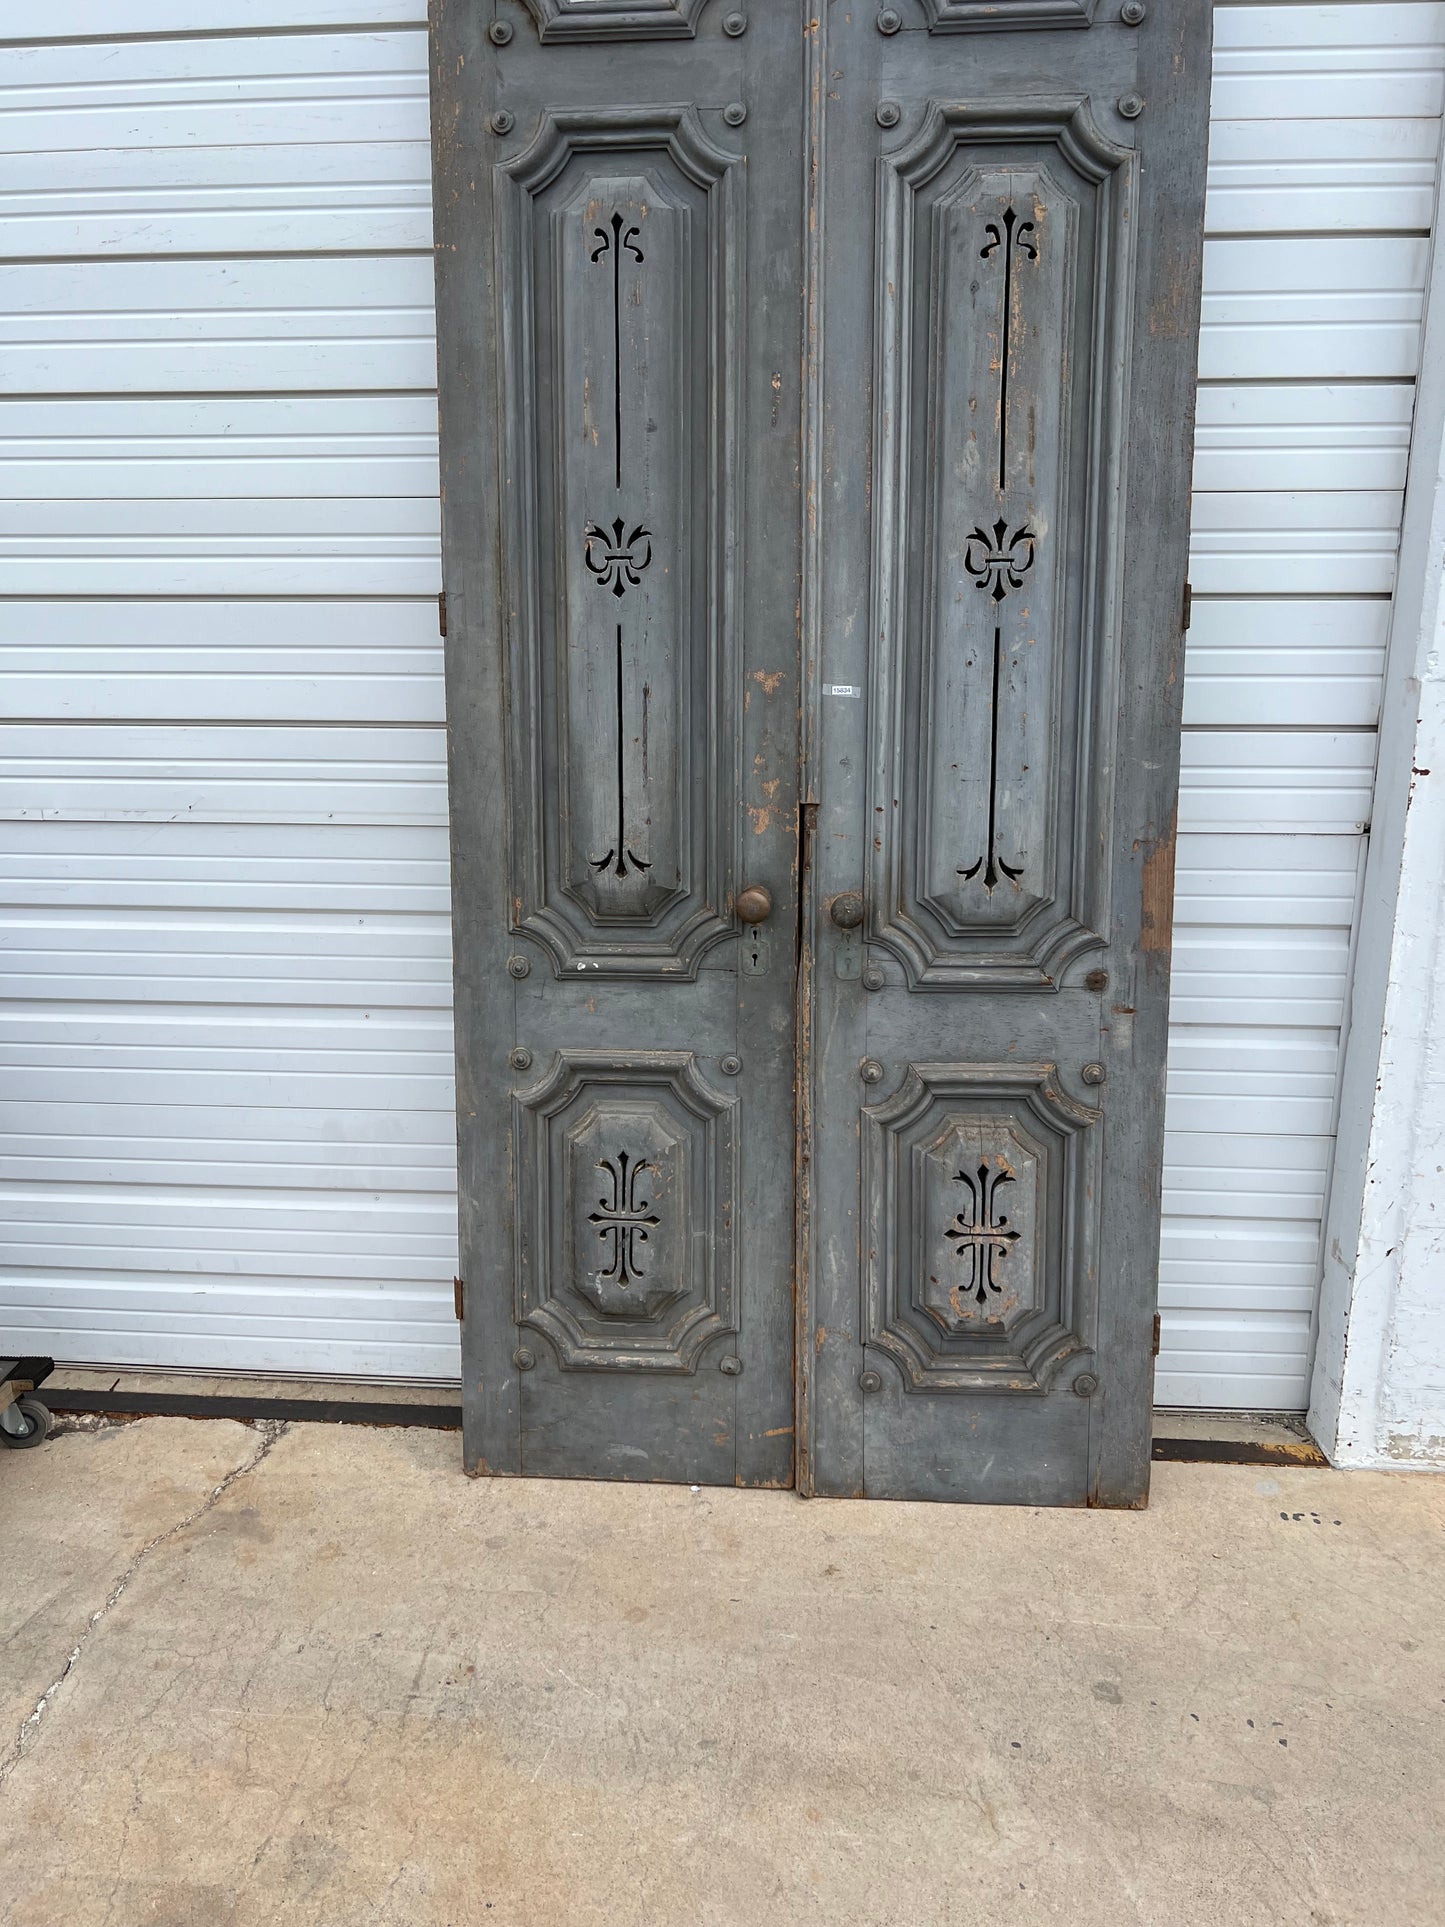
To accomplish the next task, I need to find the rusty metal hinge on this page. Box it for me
[438,589,448,637]
[1181,580,1192,632]
[1152,1311,1162,1357]
[454,1276,464,1321]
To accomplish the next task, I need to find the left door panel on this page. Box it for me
[432,0,803,1485]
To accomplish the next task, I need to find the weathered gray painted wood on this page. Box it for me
[800,0,1211,1505]
[1092,0,1212,1506]
[431,0,803,1485]
[434,0,1208,1503]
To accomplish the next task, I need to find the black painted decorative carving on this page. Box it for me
[591,622,653,878]
[963,518,1035,604]
[952,205,1039,895]
[584,517,654,597]
[979,206,1036,488]
[944,1157,1019,1305]
[958,625,1023,892]
[591,212,645,488]
[583,210,655,885]
[588,1150,661,1283]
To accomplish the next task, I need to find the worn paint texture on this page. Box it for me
[1319,665,1445,1468]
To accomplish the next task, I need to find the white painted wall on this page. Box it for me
[1311,142,1445,1468]
[0,1,1441,1412]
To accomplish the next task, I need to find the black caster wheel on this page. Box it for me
[0,1396,52,1448]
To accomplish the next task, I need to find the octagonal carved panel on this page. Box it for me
[862,1062,1101,1393]
[513,1050,738,1371]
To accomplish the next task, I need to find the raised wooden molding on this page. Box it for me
[919,0,1097,31]
[518,0,710,43]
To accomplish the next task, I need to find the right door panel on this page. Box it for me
[803,1,1211,1505]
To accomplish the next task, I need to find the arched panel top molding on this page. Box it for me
[918,0,1097,30]
[518,0,710,43]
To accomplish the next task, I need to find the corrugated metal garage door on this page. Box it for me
[0,2,1439,1404]
[1166,0,1442,1405]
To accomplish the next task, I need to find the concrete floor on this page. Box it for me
[1,1418,1441,1927]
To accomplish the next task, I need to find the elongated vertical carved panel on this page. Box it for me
[862,1064,1101,1392]
[498,110,741,978]
[514,1051,738,1372]
[869,101,1136,989]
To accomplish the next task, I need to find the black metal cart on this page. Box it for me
[0,1356,54,1448]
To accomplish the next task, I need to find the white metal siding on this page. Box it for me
[0,3,1439,1401]
[1163,0,1445,1406]
[0,15,453,1375]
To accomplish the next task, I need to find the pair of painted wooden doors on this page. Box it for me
[431,0,1209,1504]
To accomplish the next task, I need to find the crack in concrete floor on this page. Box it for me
[0,1419,290,1789]
[3,1423,1443,1926]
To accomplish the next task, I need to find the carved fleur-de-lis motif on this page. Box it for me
[964,518,1036,604]
[590,210,644,269]
[588,1151,661,1286]
[943,1159,1021,1307]
[980,206,1037,266]
[584,517,653,599]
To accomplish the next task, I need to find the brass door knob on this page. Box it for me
[830,891,864,929]
[736,884,773,925]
